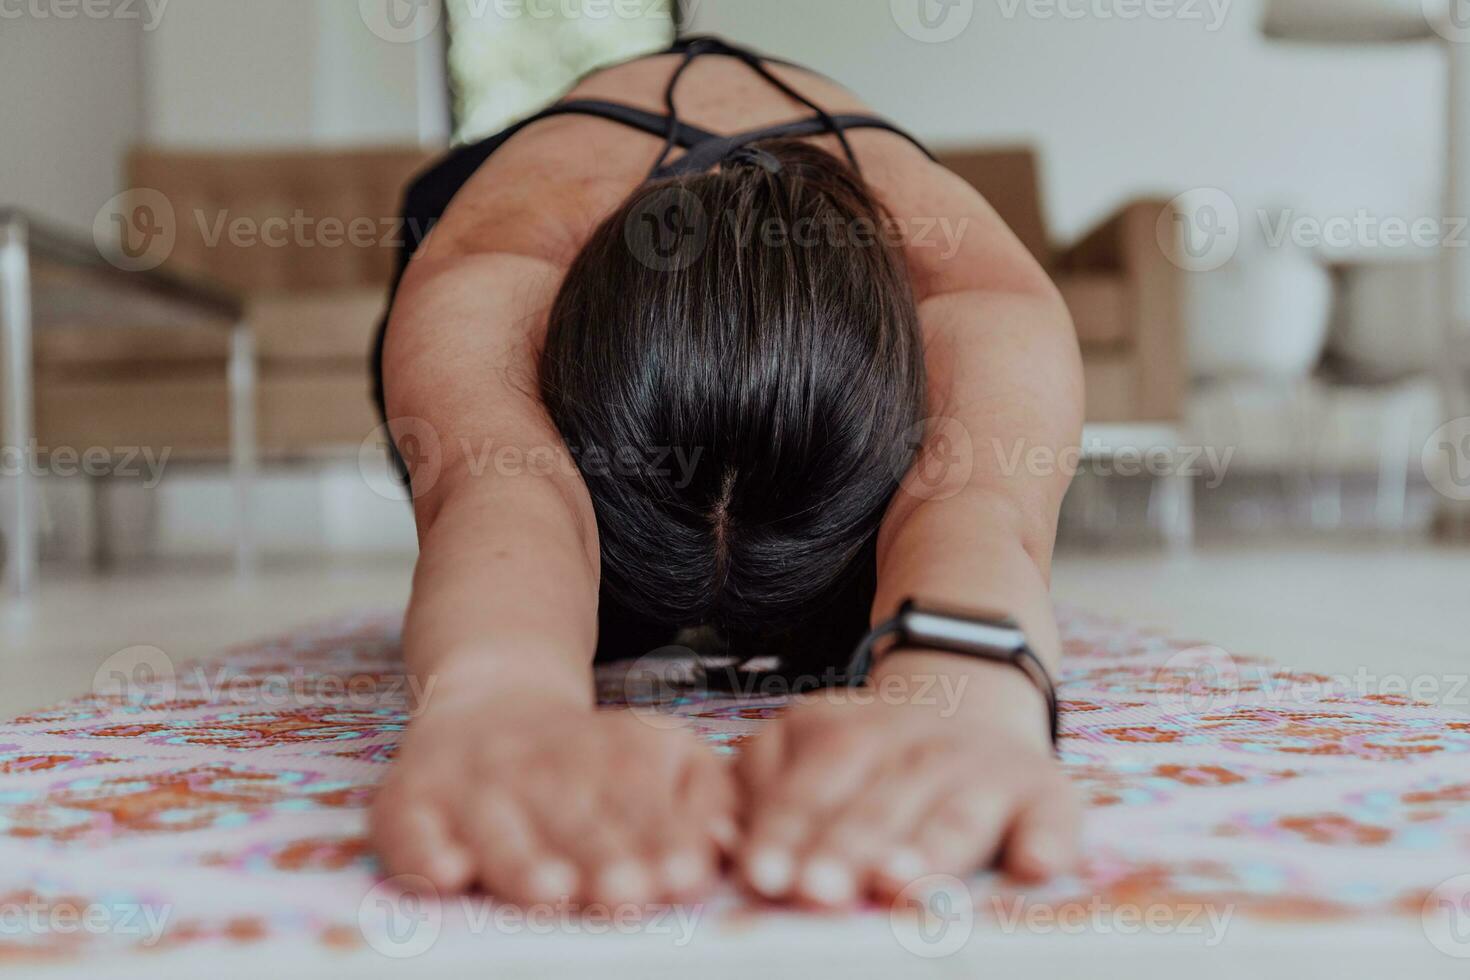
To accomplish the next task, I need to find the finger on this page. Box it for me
[582,801,659,907]
[1003,778,1082,883]
[741,724,883,901]
[734,723,799,897]
[681,750,739,853]
[528,769,656,908]
[462,789,577,906]
[734,719,787,801]
[902,783,1014,886]
[371,794,475,893]
[803,747,960,904]
[612,747,718,902]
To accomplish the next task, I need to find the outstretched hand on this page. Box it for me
[736,680,1079,908]
[371,695,737,907]
[372,664,1078,910]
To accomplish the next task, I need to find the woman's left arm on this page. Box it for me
[736,159,1086,907]
[870,283,1084,742]
[865,158,1086,737]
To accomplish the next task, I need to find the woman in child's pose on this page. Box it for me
[370,36,1083,908]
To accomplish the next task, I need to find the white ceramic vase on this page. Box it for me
[1187,240,1335,381]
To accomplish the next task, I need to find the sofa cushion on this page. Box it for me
[1057,273,1129,351]
[248,287,389,365]
[31,264,233,375]
[35,372,380,458]
[1082,355,1141,423]
[934,148,1052,269]
[33,285,389,377]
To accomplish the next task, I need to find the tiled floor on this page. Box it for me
[2,535,1467,718]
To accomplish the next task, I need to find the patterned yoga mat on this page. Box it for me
[2,610,1469,977]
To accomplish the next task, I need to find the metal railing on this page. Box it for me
[0,208,257,594]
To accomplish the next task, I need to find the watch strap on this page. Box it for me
[843,600,1061,748]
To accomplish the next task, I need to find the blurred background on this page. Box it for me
[2,0,1468,708]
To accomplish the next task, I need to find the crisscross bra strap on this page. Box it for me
[653,114,935,179]
[522,98,719,149]
[523,36,933,183]
[648,35,869,180]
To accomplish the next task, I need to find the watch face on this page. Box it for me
[899,604,1027,655]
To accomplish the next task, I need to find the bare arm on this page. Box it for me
[869,157,1084,739]
[382,251,599,709]
[374,249,737,904]
[735,165,1085,903]
[871,285,1083,746]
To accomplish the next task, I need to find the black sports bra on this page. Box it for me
[502,35,934,181]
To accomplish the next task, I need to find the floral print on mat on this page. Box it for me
[0,610,1466,964]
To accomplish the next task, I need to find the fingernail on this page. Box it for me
[881,848,926,885]
[528,859,578,899]
[598,860,652,902]
[1029,852,1058,878]
[428,851,467,887]
[660,851,706,893]
[800,858,855,906]
[709,816,739,850]
[746,849,794,897]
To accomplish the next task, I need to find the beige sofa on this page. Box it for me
[37,145,1184,456]
[936,147,1187,424]
[33,147,432,460]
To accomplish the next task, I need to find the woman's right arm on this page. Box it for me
[372,251,736,903]
[384,252,599,710]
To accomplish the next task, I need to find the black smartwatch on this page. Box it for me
[843,599,1060,748]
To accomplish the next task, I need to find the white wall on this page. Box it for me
[0,0,439,232]
[141,0,435,148]
[0,13,144,232]
[688,0,1443,243]
[140,0,319,146]
[4,1,1443,241]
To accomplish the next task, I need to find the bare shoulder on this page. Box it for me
[417,51,890,267]
[383,251,563,423]
[858,144,1059,304]
[405,47,1056,311]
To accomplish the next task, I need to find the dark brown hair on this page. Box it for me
[540,138,926,669]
